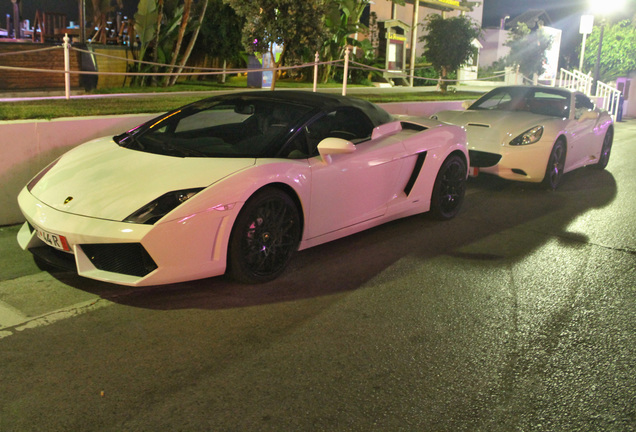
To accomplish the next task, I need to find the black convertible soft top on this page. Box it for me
[202,90,394,128]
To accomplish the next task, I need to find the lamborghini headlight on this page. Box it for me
[509,126,544,146]
[124,188,203,225]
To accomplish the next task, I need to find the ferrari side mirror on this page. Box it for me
[578,110,599,122]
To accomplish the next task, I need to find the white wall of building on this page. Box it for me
[479,28,510,68]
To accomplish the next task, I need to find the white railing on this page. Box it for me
[557,68,622,120]
[558,68,593,95]
[596,80,622,119]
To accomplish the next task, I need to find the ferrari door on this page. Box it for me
[566,93,601,170]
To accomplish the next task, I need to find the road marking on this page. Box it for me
[0,300,27,328]
[0,298,113,340]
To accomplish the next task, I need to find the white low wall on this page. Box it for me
[0,101,464,226]
[1,114,157,225]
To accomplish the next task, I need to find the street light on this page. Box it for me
[579,15,594,71]
[589,0,626,93]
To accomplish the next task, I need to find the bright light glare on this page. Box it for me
[590,0,626,15]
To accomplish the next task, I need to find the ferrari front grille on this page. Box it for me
[80,243,158,277]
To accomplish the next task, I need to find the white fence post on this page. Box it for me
[313,51,319,93]
[63,34,71,100]
[342,47,350,96]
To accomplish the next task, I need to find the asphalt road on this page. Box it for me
[0,121,634,431]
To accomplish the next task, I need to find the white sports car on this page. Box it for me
[433,85,614,189]
[17,91,468,286]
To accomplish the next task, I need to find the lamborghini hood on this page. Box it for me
[28,136,255,221]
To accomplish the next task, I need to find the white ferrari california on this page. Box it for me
[17,91,468,286]
[432,85,614,189]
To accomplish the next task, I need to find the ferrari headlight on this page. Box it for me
[509,126,544,146]
[124,188,203,225]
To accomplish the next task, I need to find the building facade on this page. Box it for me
[362,0,484,84]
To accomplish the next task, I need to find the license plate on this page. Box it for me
[35,226,71,252]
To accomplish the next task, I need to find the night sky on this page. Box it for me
[4,1,636,30]
[3,0,635,58]
[483,0,636,63]
[482,0,583,27]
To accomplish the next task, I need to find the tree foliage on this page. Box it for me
[224,0,329,89]
[320,0,372,82]
[583,19,636,82]
[505,23,553,78]
[420,14,481,92]
[196,0,245,63]
[131,0,209,86]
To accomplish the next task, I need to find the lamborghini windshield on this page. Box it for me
[115,97,314,158]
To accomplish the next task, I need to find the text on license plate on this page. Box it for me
[35,226,71,251]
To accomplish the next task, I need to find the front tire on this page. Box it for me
[228,187,301,284]
[595,128,613,170]
[542,140,566,190]
[429,154,467,220]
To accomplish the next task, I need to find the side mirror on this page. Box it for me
[462,100,473,110]
[317,137,356,163]
[578,110,599,122]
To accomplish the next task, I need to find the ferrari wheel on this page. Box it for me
[595,128,613,170]
[429,154,467,220]
[543,140,566,190]
[228,187,300,284]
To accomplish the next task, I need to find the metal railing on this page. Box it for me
[558,68,621,120]
[596,80,622,119]
[558,69,593,95]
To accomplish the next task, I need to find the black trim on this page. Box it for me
[29,246,77,272]
[469,150,502,167]
[80,243,158,278]
[400,121,428,132]
[404,152,427,196]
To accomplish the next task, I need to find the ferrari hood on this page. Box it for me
[434,109,551,152]
[28,136,255,221]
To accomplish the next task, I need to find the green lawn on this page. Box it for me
[0,78,481,121]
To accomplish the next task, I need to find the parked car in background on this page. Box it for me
[17,91,468,286]
[432,85,614,189]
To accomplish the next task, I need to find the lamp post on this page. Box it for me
[592,19,605,94]
[579,14,594,71]
[78,0,86,43]
[10,0,20,39]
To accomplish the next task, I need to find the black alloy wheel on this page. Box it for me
[430,154,467,220]
[228,187,301,283]
[543,140,566,190]
[595,128,613,170]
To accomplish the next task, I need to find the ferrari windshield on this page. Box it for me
[469,87,571,118]
[115,97,314,157]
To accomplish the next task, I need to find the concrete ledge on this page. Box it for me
[0,101,464,226]
[1,114,156,225]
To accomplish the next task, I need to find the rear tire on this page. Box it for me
[228,187,300,284]
[429,154,467,220]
